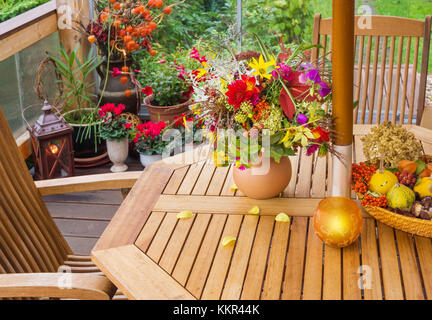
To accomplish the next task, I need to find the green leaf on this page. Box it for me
[416,160,426,175]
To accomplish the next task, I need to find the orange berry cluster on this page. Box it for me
[88,0,178,56]
[360,193,388,207]
[351,162,376,194]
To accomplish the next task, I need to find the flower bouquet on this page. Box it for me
[187,36,334,198]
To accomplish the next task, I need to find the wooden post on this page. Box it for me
[330,0,355,197]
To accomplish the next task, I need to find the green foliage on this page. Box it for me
[136,47,200,106]
[99,117,130,142]
[49,43,102,121]
[149,0,234,52]
[242,0,313,49]
[0,0,50,23]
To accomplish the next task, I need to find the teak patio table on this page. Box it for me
[91,124,432,300]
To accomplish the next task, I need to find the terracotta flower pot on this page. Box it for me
[233,156,292,199]
[144,95,192,124]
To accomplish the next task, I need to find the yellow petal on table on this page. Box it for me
[221,236,236,247]
[275,213,290,223]
[176,210,194,220]
[248,206,260,215]
[230,184,238,192]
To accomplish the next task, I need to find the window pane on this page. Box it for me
[0,31,59,138]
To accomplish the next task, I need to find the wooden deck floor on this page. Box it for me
[43,156,143,255]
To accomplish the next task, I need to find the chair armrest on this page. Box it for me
[0,273,117,300]
[35,171,142,196]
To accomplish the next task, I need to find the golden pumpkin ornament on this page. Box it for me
[313,197,363,248]
[369,159,398,195]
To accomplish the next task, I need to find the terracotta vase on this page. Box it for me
[144,95,191,124]
[106,138,129,172]
[233,156,292,199]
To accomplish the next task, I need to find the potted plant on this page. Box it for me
[82,0,182,114]
[190,36,334,199]
[49,43,104,160]
[137,47,202,123]
[98,103,132,172]
[133,120,168,167]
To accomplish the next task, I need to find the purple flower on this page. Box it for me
[298,62,314,71]
[306,69,321,83]
[237,164,246,171]
[271,70,279,79]
[318,81,331,98]
[296,114,308,125]
[306,144,319,156]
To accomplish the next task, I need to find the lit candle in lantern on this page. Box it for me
[48,144,59,155]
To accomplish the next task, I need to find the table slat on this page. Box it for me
[261,220,291,300]
[158,215,196,274]
[192,163,216,195]
[302,218,323,300]
[201,215,243,300]
[323,246,342,300]
[135,212,166,252]
[172,214,211,286]
[186,214,227,297]
[342,239,362,300]
[221,215,259,300]
[360,219,383,300]
[281,217,308,300]
[414,236,432,300]
[163,166,189,195]
[377,222,404,300]
[146,213,178,263]
[395,230,425,300]
[241,216,275,300]
[206,166,230,196]
[177,161,206,195]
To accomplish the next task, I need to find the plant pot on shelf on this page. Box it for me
[233,156,292,200]
[144,95,192,124]
[139,153,162,168]
[96,58,141,115]
[106,138,129,172]
[63,108,109,167]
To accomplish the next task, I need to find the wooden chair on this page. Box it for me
[311,14,431,126]
[0,107,141,299]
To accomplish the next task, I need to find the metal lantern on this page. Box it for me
[25,101,75,180]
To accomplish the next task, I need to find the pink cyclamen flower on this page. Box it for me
[112,67,122,77]
[123,123,132,129]
[157,60,167,64]
[142,86,153,96]
[133,69,140,74]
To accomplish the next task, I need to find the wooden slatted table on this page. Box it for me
[91,125,432,300]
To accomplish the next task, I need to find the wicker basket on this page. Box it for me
[363,205,432,238]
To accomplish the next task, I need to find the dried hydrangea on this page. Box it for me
[256,105,284,134]
[361,122,423,168]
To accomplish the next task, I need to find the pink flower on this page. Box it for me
[112,67,122,77]
[123,123,132,129]
[157,60,167,64]
[133,133,141,144]
[133,69,140,74]
[113,104,125,116]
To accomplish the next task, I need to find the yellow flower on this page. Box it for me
[248,55,276,80]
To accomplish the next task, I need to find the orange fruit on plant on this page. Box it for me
[148,21,157,31]
[100,13,108,22]
[87,35,96,43]
[149,49,157,56]
[163,6,171,14]
[125,89,132,97]
[126,41,136,51]
[113,2,120,10]
[119,29,126,37]
[120,76,128,83]
[126,26,133,33]
[123,35,132,43]
[154,0,163,8]
[148,0,155,7]
[121,66,129,72]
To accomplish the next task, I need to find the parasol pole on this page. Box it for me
[330,0,355,197]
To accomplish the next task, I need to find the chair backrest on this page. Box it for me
[311,14,431,125]
[0,107,71,274]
